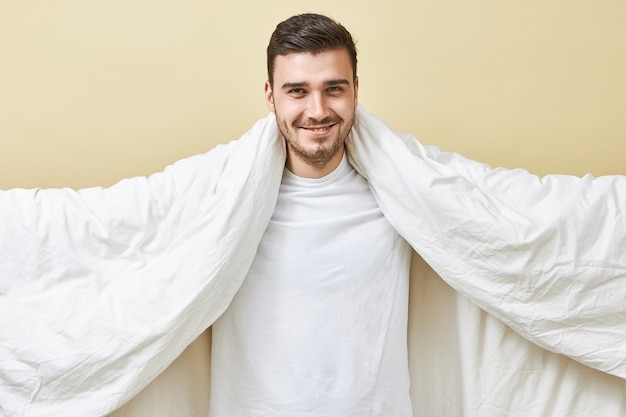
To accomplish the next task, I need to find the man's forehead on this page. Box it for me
[272,49,354,83]
[274,48,351,63]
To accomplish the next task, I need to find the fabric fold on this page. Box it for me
[347,105,626,379]
[0,115,285,417]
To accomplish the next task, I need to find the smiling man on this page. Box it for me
[209,13,413,417]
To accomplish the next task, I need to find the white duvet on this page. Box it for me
[1,106,624,417]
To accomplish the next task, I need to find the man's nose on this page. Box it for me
[305,92,330,121]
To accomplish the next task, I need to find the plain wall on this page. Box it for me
[1,0,624,189]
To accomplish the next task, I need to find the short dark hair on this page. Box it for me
[266,13,358,87]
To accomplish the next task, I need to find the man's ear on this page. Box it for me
[354,76,359,107]
[264,81,275,112]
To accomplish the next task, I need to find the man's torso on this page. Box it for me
[210,156,412,417]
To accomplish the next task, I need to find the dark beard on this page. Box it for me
[277,116,352,168]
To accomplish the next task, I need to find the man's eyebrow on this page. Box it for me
[281,81,309,90]
[325,79,351,86]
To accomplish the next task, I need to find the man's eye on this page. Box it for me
[327,86,344,93]
[288,88,305,95]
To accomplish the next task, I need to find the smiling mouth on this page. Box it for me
[300,123,336,133]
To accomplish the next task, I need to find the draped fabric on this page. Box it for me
[0,118,285,417]
[348,107,626,379]
[1,106,624,417]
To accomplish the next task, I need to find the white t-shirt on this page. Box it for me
[210,155,412,417]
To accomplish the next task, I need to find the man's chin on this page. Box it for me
[307,143,345,164]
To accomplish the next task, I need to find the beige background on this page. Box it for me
[1,0,624,189]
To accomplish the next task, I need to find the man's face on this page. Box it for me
[265,49,358,178]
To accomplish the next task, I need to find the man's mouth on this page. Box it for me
[300,123,337,134]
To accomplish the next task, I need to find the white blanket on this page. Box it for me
[349,107,626,377]
[1,106,625,416]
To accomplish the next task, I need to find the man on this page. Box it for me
[209,13,414,416]
[2,12,624,417]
